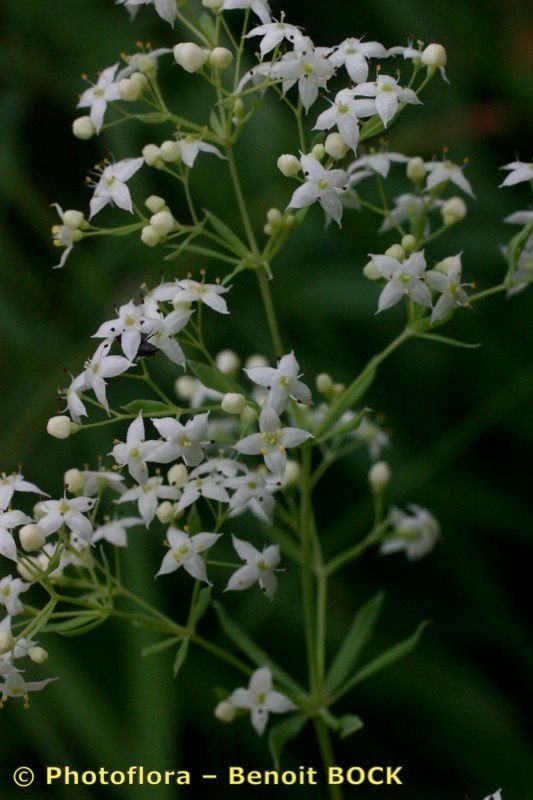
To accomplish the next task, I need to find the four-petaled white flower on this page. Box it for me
[50,204,79,269]
[0,472,45,512]
[221,0,272,25]
[245,351,312,413]
[65,373,88,424]
[156,527,221,583]
[0,671,56,704]
[352,416,390,460]
[0,576,29,617]
[92,517,142,547]
[77,64,121,132]
[93,301,164,361]
[288,155,348,226]
[37,496,95,541]
[425,160,475,198]
[229,666,296,735]
[371,251,432,313]
[314,89,373,152]
[352,74,421,128]
[234,405,313,475]
[270,37,334,113]
[348,150,408,180]
[81,469,126,497]
[89,158,144,218]
[246,20,303,57]
[111,413,160,485]
[84,341,132,414]
[144,309,192,366]
[118,0,177,26]
[226,535,281,599]
[149,413,211,467]
[173,279,230,314]
[116,477,180,527]
[499,160,533,188]
[177,472,230,512]
[380,503,440,561]
[226,471,277,522]
[174,136,225,169]
[426,254,470,324]
[0,510,33,562]
[329,38,388,83]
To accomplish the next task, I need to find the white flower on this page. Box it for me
[483,792,502,800]
[0,472,45,512]
[352,74,421,128]
[118,47,172,77]
[504,210,533,225]
[351,416,390,459]
[176,472,230,512]
[388,39,423,62]
[270,37,334,113]
[226,471,277,522]
[329,38,388,83]
[229,666,296,735]
[173,279,230,314]
[505,231,533,298]
[115,477,180,527]
[221,0,272,25]
[145,309,192,366]
[245,351,312,413]
[174,136,225,169]
[93,517,142,547]
[314,89,373,152]
[83,341,132,414]
[499,160,533,188]
[50,204,82,269]
[0,617,36,663]
[0,671,56,705]
[0,510,33,562]
[246,20,303,57]
[148,413,210,467]
[65,373,88,424]
[381,503,440,560]
[118,0,177,25]
[426,254,470,323]
[156,527,221,583]
[0,577,29,617]
[288,155,348,226]
[111,414,160,485]
[77,64,121,132]
[93,301,165,361]
[371,250,432,313]
[234,405,312,475]
[226,535,281,599]
[89,158,144,218]
[81,469,126,497]
[37,495,95,541]
[348,150,408,180]
[425,160,475,198]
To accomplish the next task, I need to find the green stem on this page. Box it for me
[300,449,319,697]
[314,719,345,800]
[257,266,284,357]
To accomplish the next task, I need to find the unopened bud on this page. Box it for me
[233,97,245,119]
[240,405,258,425]
[363,260,381,281]
[209,47,233,70]
[441,196,467,225]
[119,77,143,101]
[160,140,182,163]
[47,416,77,440]
[221,393,246,415]
[216,349,240,375]
[406,156,426,183]
[174,42,209,73]
[283,460,301,487]
[385,244,405,262]
[142,143,163,167]
[19,524,46,552]
[325,133,349,160]
[316,373,333,394]
[175,375,197,400]
[130,71,149,90]
[401,234,417,255]
[72,116,95,140]
[150,210,175,236]
[214,700,236,722]
[64,468,85,494]
[141,225,161,247]
[368,461,391,491]
[63,210,85,229]
[28,646,49,664]
[332,382,345,396]
[156,501,175,524]
[245,354,268,369]
[145,195,167,214]
[311,143,326,161]
[421,43,447,69]
[0,631,15,656]
[267,208,282,225]
[277,154,301,177]
[168,464,188,488]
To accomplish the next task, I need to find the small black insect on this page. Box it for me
[136,335,158,358]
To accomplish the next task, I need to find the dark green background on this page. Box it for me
[0,0,532,798]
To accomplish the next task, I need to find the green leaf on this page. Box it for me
[173,637,190,677]
[191,586,211,626]
[334,621,430,700]
[48,615,108,637]
[188,361,241,394]
[338,714,365,739]
[268,715,307,769]
[210,109,226,139]
[134,111,171,124]
[42,614,102,634]
[141,637,180,658]
[326,591,385,695]
[212,601,303,694]
[418,333,482,349]
[204,211,250,258]
[121,399,178,416]
[198,12,217,40]
[318,407,370,444]
[186,505,203,536]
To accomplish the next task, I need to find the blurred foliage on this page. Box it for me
[0,0,532,798]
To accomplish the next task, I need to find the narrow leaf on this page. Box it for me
[204,210,250,258]
[121,399,178,416]
[173,637,190,677]
[191,586,211,626]
[188,361,241,394]
[418,333,482,349]
[326,591,385,695]
[268,715,307,769]
[141,637,180,658]
[187,505,203,536]
[42,614,102,634]
[338,715,364,739]
[135,111,171,124]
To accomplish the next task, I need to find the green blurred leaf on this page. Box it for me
[187,504,203,536]
[268,714,307,769]
[188,361,241,394]
[135,111,171,124]
[141,637,181,658]
[173,637,190,677]
[204,210,250,258]
[121,399,178,415]
[191,586,211,626]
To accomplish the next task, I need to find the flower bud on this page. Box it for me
[145,195,167,214]
[401,234,417,255]
[311,143,326,160]
[368,461,391,491]
[156,501,175,524]
[119,77,143,101]
[168,464,188,488]
[28,646,49,664]
[441,196,467,225]
[283,460,301,487]
[216,349,240,375]
[221,393,246,415]
[363,260,381,281]
[385,244,405,262]
[131,71,149,90]
[240,405,258,425]
[64,468,84,494]
[141,225,161,247]
[175,375,197,400]
[209,47,233,70]
[17,553,48,581]
[72,116,95,140]
[316,373,333,394]
[406,156,426,183]
[332,382,345,396]
[325,133,349,160]
[284,214,296,228]
[47,415,77,440]
[214,700,236,722]
[63,210,85,229]
[277,154,301,177]
[136,54,158,75]
[142,143,163,167]
[267,208,282,225]
[421,43,447,69]
[245,354,268,369]
[174,42,209,73]
[160,140,182,163]
[19,523,46,552]
[150,210,175,236]
[0,631,15,656]
[263,223,274,235]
